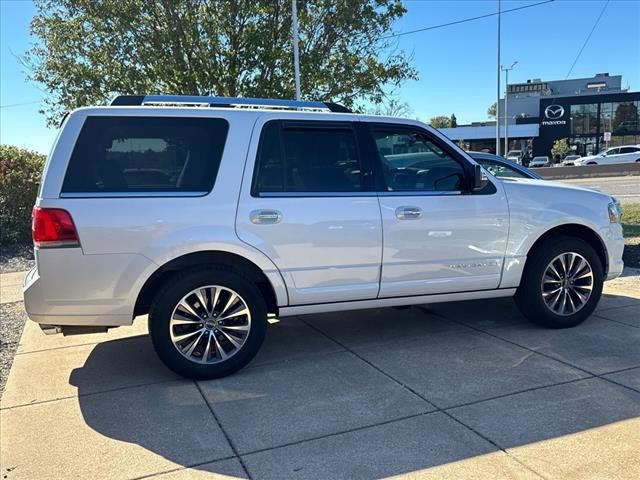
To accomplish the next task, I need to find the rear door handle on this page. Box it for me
[395,206,422,220]
[250,209,283,225]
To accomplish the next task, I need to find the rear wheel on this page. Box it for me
[515,236,603,328]
[149,266,267,379]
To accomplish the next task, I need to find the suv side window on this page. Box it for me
[253,121,363,194]
[372,128,465,192]
[62,116,228,194]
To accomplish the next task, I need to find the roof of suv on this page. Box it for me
[110,94,353,113]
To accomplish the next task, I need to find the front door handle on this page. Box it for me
[250,209,283,225]
[395,206,422,220]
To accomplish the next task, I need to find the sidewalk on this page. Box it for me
[1,270,639,479]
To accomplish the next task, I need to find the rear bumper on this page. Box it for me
[23,249,155,327]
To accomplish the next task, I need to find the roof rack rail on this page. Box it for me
[110,95,351,113]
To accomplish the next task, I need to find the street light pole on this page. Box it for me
[501,61,518,157]
[291,0,301,101]
[496,0,501,155]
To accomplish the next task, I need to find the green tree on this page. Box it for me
[0,145,45,244]
[26,0,417,126]
[551,138,571,161]
[429,115,451,128]
[450,113,457,128]
[366,98,413,117]
[487,102,497,118]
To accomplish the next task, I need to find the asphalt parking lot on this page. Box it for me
[1,270,639,480]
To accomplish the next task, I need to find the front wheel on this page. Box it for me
[515,236,603,328]
[149,267,267,379]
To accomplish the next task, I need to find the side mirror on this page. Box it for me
[473,164,489,191]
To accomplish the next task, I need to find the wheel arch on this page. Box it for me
[134,251,282,317]
[524,223,608,276]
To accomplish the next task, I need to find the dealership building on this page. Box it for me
[440,73,640,159]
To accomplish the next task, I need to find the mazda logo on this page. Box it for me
[545,105,565,120]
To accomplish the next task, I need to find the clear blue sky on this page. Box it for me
[1,0,639,153]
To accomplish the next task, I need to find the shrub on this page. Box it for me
[0,145,46,244]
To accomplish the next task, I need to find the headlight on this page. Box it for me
[608,198,622,223]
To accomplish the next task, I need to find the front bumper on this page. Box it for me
[604,223,625,280]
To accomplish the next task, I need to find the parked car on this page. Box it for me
[24,95,624,379]
[505,149,524,164]
[529,156,550,168]
[562,155,582,166]
[469,152,542,179]
[574,145,640,165]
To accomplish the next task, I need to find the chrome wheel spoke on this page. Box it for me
[178,300,200,320]
[172,312,201,324]
[184,330,204,356]
[547,262,562,280]
[218,304,249,321]
[213,334,229,360]
[195,288,211,316]
[218,328,242,349]
[219,324,250,332]
[541,252,593,316]
[221,292,238,317]
[170,285,252,364]
[201,331,212,363]
[570,257,585,278]
[173,328,204,342]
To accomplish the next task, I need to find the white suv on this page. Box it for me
[24,95,625,379]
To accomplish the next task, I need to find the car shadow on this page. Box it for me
[69,293,640,479]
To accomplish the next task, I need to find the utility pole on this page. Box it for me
[291,0,301,101]
[501,61,518,157]
[495,0,501,155]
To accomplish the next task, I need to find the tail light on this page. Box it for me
[32,207,80,248]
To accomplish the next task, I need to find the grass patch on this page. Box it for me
[622,203,640,238]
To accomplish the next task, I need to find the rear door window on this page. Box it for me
[61,116,228,194]
[252,121,363,194]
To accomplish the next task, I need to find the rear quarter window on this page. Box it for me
[61,116,228,194]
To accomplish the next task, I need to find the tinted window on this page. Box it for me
[619,147,639,154]
[373,129,465,191]
[254,121,362,193]
[62,116,228,193]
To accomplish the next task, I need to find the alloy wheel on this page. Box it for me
[541,252,593,316]
[170,285,251,364]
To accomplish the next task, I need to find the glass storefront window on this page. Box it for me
[599,102,613,133]
[571,105,586,135]
[612,101,639,135]
[571,104,598,135]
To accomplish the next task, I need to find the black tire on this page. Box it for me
[148,266,267,379]
[515,236,603,328]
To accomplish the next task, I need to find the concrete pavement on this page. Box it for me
[1,271,639,479]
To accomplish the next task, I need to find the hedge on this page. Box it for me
[0,145,46,244]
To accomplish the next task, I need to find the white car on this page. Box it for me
[505,149,523,164]
[529,156,550,168]
[562,155,582,166]
[574,145,640,165]
[24,95,625,379]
